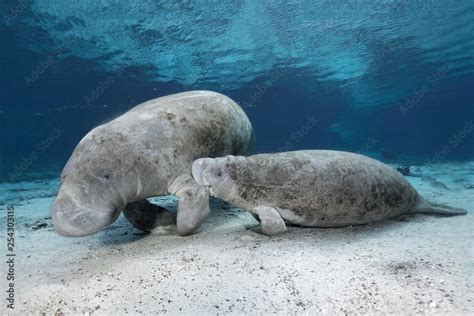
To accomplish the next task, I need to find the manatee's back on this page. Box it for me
[114,90,252,155]
[100,90,254,194]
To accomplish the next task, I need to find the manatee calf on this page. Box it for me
[52,91,254,237]
[191,150,467,236]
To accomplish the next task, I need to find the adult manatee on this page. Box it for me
[52,91,254,236]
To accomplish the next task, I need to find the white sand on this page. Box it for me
[1,162,473,315]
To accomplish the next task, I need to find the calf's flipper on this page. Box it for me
[252,206,287,236]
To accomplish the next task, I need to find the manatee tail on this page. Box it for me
[412,199,467,216]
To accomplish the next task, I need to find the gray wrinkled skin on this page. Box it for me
[52,91,254,237]
[192,150,466,235]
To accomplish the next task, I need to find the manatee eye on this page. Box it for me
[104,174,111,180]
[216,168,224,178]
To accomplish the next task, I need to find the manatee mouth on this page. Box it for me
[52,189,120,237]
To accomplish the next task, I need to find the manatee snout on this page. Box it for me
[191,158,215,188]
[192,157,235,199]
[52,187,120,237]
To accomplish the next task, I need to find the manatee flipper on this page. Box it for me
[123,200,176,231]
[168,174,211,236]
[252,206,287,236]
[412,199,468,216]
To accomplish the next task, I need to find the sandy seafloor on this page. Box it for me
[0,162,473,315]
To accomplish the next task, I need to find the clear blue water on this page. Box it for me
[1,0,473,182]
